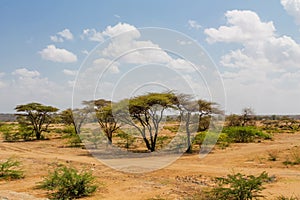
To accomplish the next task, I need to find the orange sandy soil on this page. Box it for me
[0,131,300,200]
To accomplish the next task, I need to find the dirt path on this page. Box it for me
[0,133,299,199]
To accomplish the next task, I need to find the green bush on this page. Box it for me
[209,171,271,200]
[193,132,229,147]
[62,126,82,148]
[0,158,24,180]
[1,123,35,142]
[62,125,76,134]
[222,126,271,143]
[38,165,97,200]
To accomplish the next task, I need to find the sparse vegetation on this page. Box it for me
[208,171,272,200]
[0,158,24,180]
[275,195,300,200]
[283,147,300,166]
[222,126,271,143]
[38,165,97,200]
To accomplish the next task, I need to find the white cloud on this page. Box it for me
[63,69,77,76]
[12,68,40,77]
[205,10,300,71]
[81,29,104,42]
[102,23,139,38]
[81,23,140,43]
[205,10,275,44]
[50,35,64,43]
[205,10,300,113]
[51,29,73,42]
[281,0,300,25]
[81,50,89,55]
[0,68,73,112]
[188,20,202,30]
[92,58,120,74]
[39,45,77,63]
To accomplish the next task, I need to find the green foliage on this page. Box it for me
[116,130,135,149]
[38,165,97,200]
[156,135,170,149]
[0,158,24,180]
[62,125,76,134]
[222,126,271,143]
[1,123,35,142]
[163,125,179,133]
[15,102,59,140]
[193,132,229,147]
[210,171,271,200]
[62,127,82,148]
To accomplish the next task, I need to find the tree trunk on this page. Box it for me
[107,136,112,145]
[197,114,203,132]
[35,131,41,140]
[143,137,152,152]
[186,112,192,153]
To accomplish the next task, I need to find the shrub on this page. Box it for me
[222,126,271,143]
[0,158,24,180]
[210,171,271,200]
[283,147,300,166]
[194,132,229,147]
[1,123,35,142]
[62,126,82,148]
[38,165,97,200]
[275,195,300,200]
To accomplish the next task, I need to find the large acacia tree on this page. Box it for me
[93,99,120,145]
[15,102,59,140]
[115,92,177,152]
[175,94,224,153]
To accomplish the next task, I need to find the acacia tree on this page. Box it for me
[175,94,223,153]
[93,99,120,145]
[241,107,255,126]
[15,102,59,140]
[115,92,176,152]
[60,107,91,135]
[197,100,223,132]
[175,93,198,153]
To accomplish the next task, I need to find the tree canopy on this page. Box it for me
[15,102,59,140]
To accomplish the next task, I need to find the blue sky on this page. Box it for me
[0,0,300,114]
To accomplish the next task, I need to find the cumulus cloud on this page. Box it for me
[81,22,140,43]
[188,20,202,30]
[63,69,77,76]
[205,10,275,44]
[102,23,139,38]
[12,68,40,77]
[93,58,120,74]
[281,0,300,25]
[205,10,300,72]
[39,45,77,63]
[204,9,300,113]
[50,29,73,42]
[81,29,104,42]
[0,68,73,112]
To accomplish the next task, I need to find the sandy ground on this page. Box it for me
[0,132,300,200]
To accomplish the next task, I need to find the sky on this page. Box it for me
[0,0,300,114]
